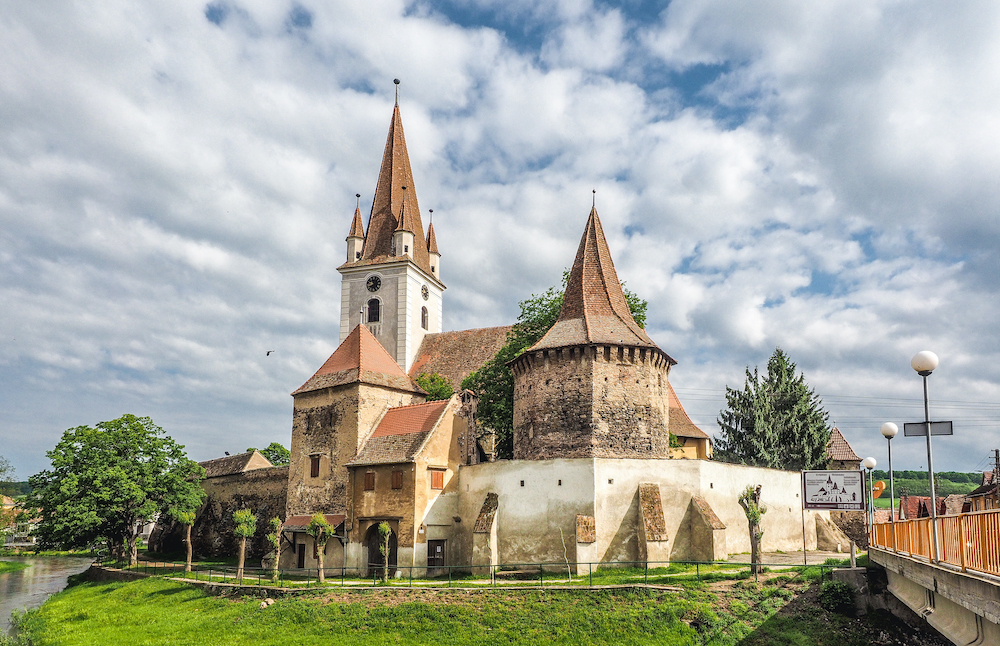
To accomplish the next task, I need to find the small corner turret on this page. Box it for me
[426,219,440,277]
[346,193,365,263]
[392,187,416,259]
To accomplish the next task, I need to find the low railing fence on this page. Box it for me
[871,508,1000,577]
[96,557,841,589]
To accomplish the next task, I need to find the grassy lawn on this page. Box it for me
[0,560,30,574]
[7,562,945,646]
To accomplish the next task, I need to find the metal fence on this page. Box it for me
[99,557,841,589]
[871,508,1000,577]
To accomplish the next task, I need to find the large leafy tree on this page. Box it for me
[414,373,454,401]
[716,348,832,471]
[25,414,205,566]
[462,271,647,460]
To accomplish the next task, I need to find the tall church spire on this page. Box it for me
[358,103,432,275]
[530,207,667,355]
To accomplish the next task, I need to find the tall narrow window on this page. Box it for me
[392,470,403,490]
[310,455,320,478]
[364,471,375,491]
[367,299,380,323]
[421,306,428,330]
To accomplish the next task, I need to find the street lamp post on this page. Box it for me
[881,422,899,550]
[911,350,940,562]
[863,456,877,541]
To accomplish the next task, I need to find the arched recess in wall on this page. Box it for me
[421,306,428,330]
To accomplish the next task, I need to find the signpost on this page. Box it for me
[800,470,866,564]
[902,421,953,436]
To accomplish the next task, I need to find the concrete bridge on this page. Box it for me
[870,509,1000,645]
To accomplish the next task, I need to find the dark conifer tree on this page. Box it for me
[716,348,831,471]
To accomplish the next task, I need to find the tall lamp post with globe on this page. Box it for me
[911,350,940,562]
[863,457,877,539]
[881,422,899,550]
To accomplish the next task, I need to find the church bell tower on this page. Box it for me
[337,93,445,372]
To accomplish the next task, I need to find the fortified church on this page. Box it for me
[157,97,848,574]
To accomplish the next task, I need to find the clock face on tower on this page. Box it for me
[366,275,381,292]
[421,285,429,300]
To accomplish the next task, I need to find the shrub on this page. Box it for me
[819,580,855,614]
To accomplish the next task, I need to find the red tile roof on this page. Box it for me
[408,326,514,390]
[349,400,451,465]
[339,103,434,277]
[529,207,672,361]
[294,324,424,395]
[969,471,998,496]
[667,382,710,439]
[283,514,346,532]
[348,205,364,238]
[827,428,860,462]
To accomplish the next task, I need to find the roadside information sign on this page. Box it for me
[801,470,866,511]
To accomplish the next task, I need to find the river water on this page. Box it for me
[0,556,94,633]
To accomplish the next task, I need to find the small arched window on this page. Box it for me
[421,306,428,330]
[367,298,380,323]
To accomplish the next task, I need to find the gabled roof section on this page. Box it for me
[199,450,273,479]
[826,428,860,462]
[426,222,439,254]
[408,326,513,391]
[395,194,416,233]
[667,383,710,439]
[349,399,451,466]
[529,207,665,355]
[347,205,364,239]
[342,103,432,275]
[293,324,424,395]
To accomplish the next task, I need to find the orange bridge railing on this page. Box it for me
[871,508,1000,577]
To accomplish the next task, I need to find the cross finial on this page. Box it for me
[394,78,400,105]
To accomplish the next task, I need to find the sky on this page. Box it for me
[3,0,1000,479]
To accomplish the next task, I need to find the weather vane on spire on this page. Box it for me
[592,188,596,208]
[394,78,400,105]
[429,208,433,224]
[356,193,360,208]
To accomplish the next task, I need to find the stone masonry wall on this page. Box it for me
[150,465,288,560]
[512,344,672,460]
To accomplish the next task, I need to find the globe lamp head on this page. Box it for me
[880,422,899,439]
[911,351,939,375]
[863,457,877,470]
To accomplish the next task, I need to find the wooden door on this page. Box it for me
[427,540,446,568]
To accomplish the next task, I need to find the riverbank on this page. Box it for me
[0,563,29,575]
[8,570,950,645]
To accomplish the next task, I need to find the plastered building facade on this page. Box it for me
[180,98,849,574]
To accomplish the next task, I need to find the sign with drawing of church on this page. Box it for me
[801,470,865,511]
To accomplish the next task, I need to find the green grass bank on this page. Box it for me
[0,561,29,574]
[5,570,949,646]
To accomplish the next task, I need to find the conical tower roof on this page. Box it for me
[529,207,671,359]
[347,205,364,239]
[351,104,432,274]
[293,324,424,395]
[426,222,439,254]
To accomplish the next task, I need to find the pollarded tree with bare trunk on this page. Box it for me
[306,514,332,584]
[233,508,257,582]
[739,484,767,575]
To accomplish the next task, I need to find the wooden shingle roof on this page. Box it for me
[529,207,672,362]
[667,383,710,439]
[826,427,860,462]
[199,450,272,479]
[294,324,424,396]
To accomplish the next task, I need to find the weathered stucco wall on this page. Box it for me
[455,458,827,567]
[287,382,421,517]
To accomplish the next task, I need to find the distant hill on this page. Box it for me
[0,481,31,497]
[870,471,983,497]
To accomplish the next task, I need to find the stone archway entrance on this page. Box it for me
[365,523,397,578]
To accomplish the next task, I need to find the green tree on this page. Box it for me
[24,414,205,566]
[244,442,290,466]
[266,516,282,583]
[377,521,392,583]
[462,271,647,459]
[306,513,332,583]
[414,373,454,401]
[169,510,197,573]
[715,348,832,471]
[232,508,258,582]
[738,485,767,574]
[0,455,15,492]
